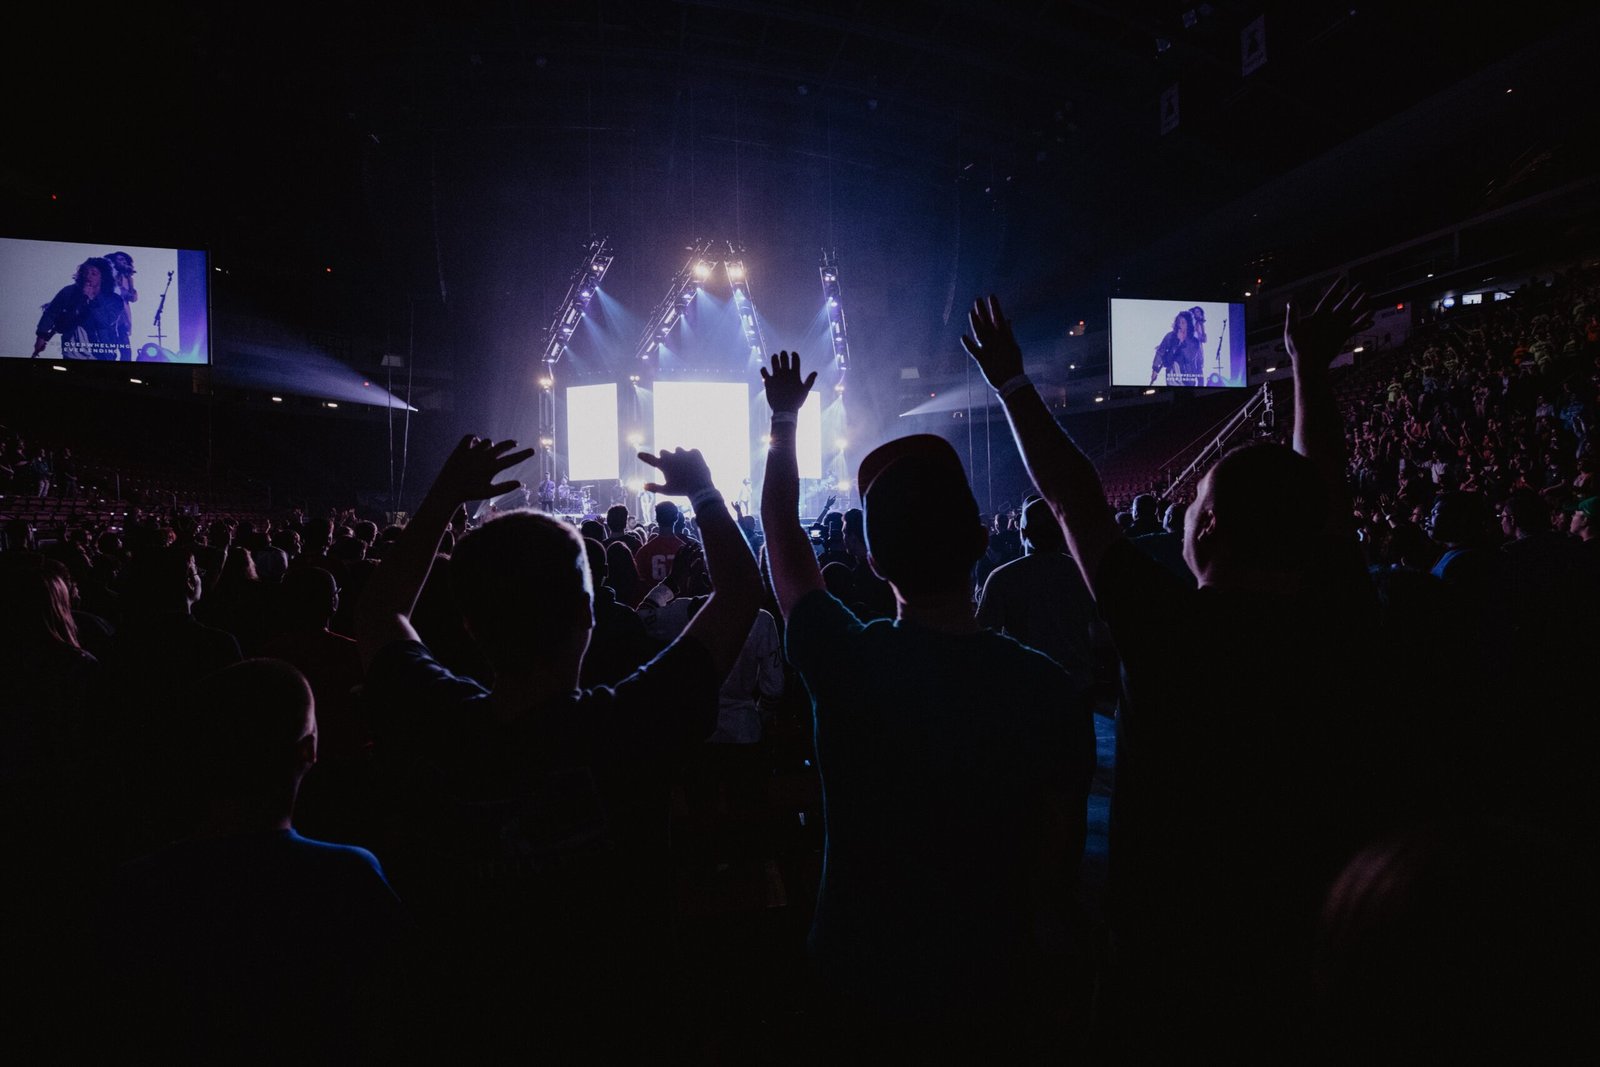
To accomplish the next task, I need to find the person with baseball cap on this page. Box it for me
[757,351,1093,1055]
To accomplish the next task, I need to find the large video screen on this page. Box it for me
[1110,298,1246,388]
[2,236,210,363]
[565,383,620,481]
[653,381,752,495]
[796,391,823,480]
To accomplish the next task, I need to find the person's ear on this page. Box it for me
[1191,507,1219,560]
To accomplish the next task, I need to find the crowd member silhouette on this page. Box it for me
[102,659,408,1060]
[354,434,761,1056]
[759,351,1094,1057]
[961,285,1402,1058]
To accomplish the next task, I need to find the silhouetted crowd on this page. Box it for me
[2,278,1595,1064]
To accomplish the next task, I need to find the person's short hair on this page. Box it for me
[1502,489,1549,536]
[354,521,379,545]
[1115,511,1133,529]
[580,519,607,544]
[1164,501,1187,533]
[655,501,681,531]
[1428,492,1489,546]
[861,446,984,595]
[1020,497,1064,553]
[842,507,865,543]
[1131,494,1159,522]
[606,505,629,534]
[1205,442,1326,569]
[450,512,592,666]
[278,567,338,629]
[189,659,314,798]
[583,537,607,584]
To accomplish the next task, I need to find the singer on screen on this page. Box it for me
[31,257,127,361]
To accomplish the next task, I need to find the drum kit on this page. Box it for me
[556,483,596,515]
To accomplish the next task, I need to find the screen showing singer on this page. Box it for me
[1109,298,1247,389]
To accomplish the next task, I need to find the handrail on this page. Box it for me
[1160,384,1273,502]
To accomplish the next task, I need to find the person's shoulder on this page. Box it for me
[286,831,387,877]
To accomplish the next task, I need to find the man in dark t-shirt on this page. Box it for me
[759,353,1093,1052]
[960,287,1390,1059]
[355,434,761,1056]
[101,660,408,1061]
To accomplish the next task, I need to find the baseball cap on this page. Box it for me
[857,434,971,500]
[1562,496,1596,518]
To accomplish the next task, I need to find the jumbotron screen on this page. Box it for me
[1109,298,1246,388]
[1,236,210,363]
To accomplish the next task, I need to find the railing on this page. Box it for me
[1159,383,1275,502]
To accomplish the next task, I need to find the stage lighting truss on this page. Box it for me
[820,249,850,373]
[634,237,719,362]
[726,245,769,360]
[541,236,613,366]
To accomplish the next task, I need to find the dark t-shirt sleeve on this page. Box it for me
[363,640,488,740]
[783,589,866,700]
[602,633,723,750]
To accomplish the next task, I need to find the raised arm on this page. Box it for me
[1284,277,1372,530]
[961,296,1122,594]
[356,435,533,670]
[638,447,762,678]
[759,351,826,618]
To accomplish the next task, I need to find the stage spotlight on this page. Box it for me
[626,432,644,448]
[834,382,845,393]
[1143,387,1157,395]
[727,263,745,281]
[836,479,851,492]
[834,436,848,450]
[1353,345,1365,353]
[52,364,67,372]
[325,401,340,408]
[760,434,772,446]
[629,374,641,383]
[1093,395,1105,403]
[627,478,645,493]
[694,261,713,280]
[270,395,283,402]
[129,377,143,384]
[540,435,554,447]
[539,376,553,389]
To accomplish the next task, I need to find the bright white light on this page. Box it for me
[1143,387,1157,394]
[1069,363,1076,370]
[626,432,644,448]
[693,261,713,280]
[325,402,339,408]
[727,264,745,281]
[760,433,772,446]
[627,478,645,492]
[836,479,851,492]
[834,382,845,393]
[539,376,553,389]
[653,381,751,493]
[628,374,641,383]
[1264,366,1277,373]
[129,377,143,384]
[52,365,67,372]
[834,436,849,450]
[1353,346,1365,353]
[566,383,620,480]
[270,395,283,402]
[796,392,822,479]
[1243,291,1253,297]
[1093,395,1105,403]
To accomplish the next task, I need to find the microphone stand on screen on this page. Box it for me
[139,270,175,362]
[1205,317,1229,387]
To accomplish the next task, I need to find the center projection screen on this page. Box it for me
[565,383,620,481]
[652,382,753,495]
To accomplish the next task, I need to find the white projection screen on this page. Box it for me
[565,383,619,481]
[653,381,752,494]
[796,392,822,480]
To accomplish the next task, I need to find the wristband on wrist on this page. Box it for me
[689,488,724,511]
[770,411,798,426]
[996,373,1033,400]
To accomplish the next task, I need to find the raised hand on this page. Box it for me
[1285,277,1373,371]
[760,351,816,414]
[639,447,715,497]
[432,435,535,504]
[960,295,1024,390]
